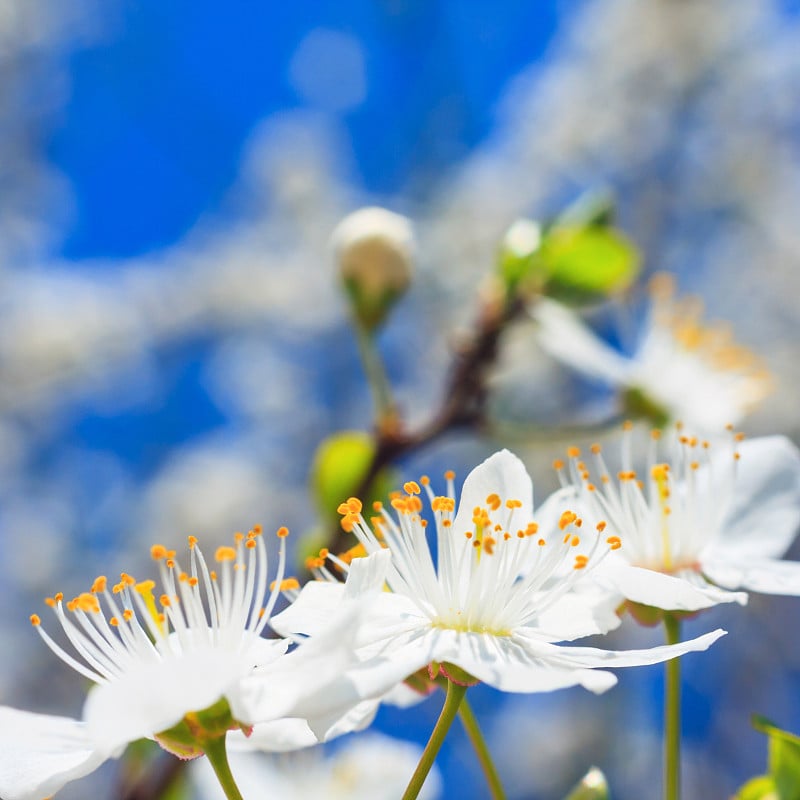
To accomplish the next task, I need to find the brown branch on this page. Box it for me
[326,289,526,557]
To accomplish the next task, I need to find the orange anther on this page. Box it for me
[151,544,168,560]
[30,614,40,626]
[276,526,289,539]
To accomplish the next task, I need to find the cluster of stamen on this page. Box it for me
[330,464,617,636]
[555,422,742,574]
[30,525,290,686]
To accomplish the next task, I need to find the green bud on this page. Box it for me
[497,218,543,293]
[564,767,610,800]
[333,206,415,332]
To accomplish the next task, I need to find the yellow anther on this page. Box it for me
[622,420,633,431]
[538,538,546,546]
[30,614,40,626]
[340,514,357,532]
[567,446,581,458]
[574,555,589,570]
[483,537,496,556]
[587,483,596,492]
[558,510,577,530]
[590,443,602,454]
[517,531,525,539]
[109,617,119,626]
[54,592,63,602]
[734,452,741,461]
[442,519,452,528]
[472,539,481,549]
[505,499,523,509]
[552,459,565,471]
[123,609,133,621]
[252,524,263,535]
[444,470,455,481]
[563,532,571,544]
[270,577,301,592]
[690,461,699,470]
[215,546,237,563]
[319,548,329,559]
[574,518,583,528]
[503,532,511,540]
[44,597,56,608]
[725,423,734,431]
[596,521,607,532]
[188,535,198,549]
[651,429,662,440]
[485,493,501,511]
[420,475,430,486]
[120,573,136,586]
[526,522,539,536]
[346,497,363,514]
[337,502,350,515]
[404,481,421,495]
[465,531,473,540]
[210,571,217,581]
[606,536,622,550]
[91,576,107,594]
[245,539,257,549]
[166,559,175,569]
[160,594,172,608]
[76,593,100,614]
[151,544,168,560]
[188,577,198,587]
[571,536,580,547]
[372,500,383,511]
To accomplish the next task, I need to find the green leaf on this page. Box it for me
[539,225,641,305]
[311,431,376,520]
[310,431,395,523]
[563,767,610,799]
[752,717,800,800]
[734,775,779,800]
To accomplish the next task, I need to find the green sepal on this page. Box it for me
[734,775,779,800]
[624,601,700,627]
[621,387,670,429]
[154,698,245,760]
[564,767,610,799]
[756,716,800,800]
[343,275,406,333]
[439,662,480,687]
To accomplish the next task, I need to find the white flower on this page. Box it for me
[192,732,441,800]
[552,426,800,612]
[273,450,725,699]
[0,527,363,800]
[532,274,771,433]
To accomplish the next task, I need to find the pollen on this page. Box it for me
[567,446,581,458]
[91,576,107,594]
[553,459,565,471]
[420,475,430,486]
[123,609,133,621]
[444,470,455,481]
[215,546,237,562]
[270,577,301,591]
[30,614,40,626]
[485,493,501,511]
[151,544,169,561]
[606,536,622,550]
[505,499,523,509]
[596,521,607,532]
[276,526,290,538]
[573,555,589,570]
[571,536,580,547]
[245,539,257,549]
[558,510,577,530]
[188,535,198,549]
[404,481,421,495]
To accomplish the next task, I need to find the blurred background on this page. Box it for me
[1,0,800,797]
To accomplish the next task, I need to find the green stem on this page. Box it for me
[663,614,682,800]
[203,736,244,800]
[402,680,468,800]
[354,322,396,428]
[458,695,507,800]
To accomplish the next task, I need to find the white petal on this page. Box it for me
[710,436,800,560]
[270,551,390,640]
[0,707,110,800]
[527,627,726,669]
[270,581,346,638]
[600,562,747,611]
[232,604,364,725]
[227,718,318,753]
[84,646,247,752]
[532,298,631,384]
[417,627,618,695]
[533,588,622,641]
[703,556,800,596]
[451,449,534,535]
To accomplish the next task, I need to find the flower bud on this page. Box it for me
[332,206,414,331]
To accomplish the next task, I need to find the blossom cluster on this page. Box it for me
[1,417,798,800]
